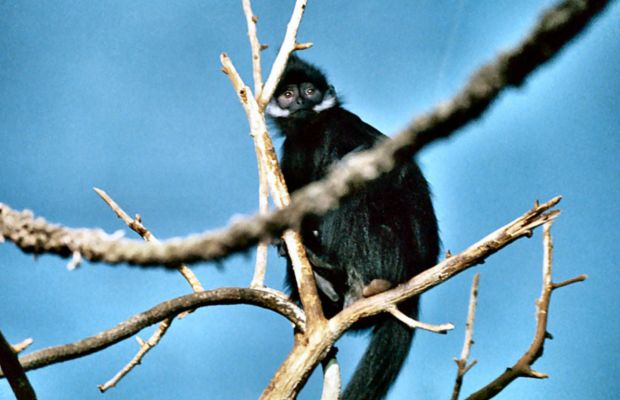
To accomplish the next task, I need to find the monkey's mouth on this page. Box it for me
[290,109,316,118]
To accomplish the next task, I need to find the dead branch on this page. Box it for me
[260,198,560,399]
[0,331,36,400]
[222,0,329,325]
[97,319,172,392]
[465,222,587,399]
[94,187,204,292]
[1,288,304,376]
[451,273,480,400]
[220,1,324,324]
[256,0,310,109]
[241,0,271,289]
[0,1,609,270]
[93,187,205,391]
[10,339,33,354]
[320,352,341,400]
[387,306,454,334]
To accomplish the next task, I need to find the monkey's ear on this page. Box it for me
[327,85,336,97]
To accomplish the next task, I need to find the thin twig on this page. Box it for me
[256,0,310,109]
[97,319,172,392]
[466,222,587,399]
[242,0,265,96]
[387,306,454,334]
[93,187,204,293]
[93,187,205,390]
[10,339,33,354]
[451,273,480,400]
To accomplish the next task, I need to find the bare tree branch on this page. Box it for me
[1,288,304,376]
[452,273,480,400]
[260,197,561,399]
[220,0,324,323]
[466,222,587,399]
[242,0,266,96]
[256,0,310,109]
[320,352,341,400]
[94,187,204,292]
[0,331,37,400]
[93,187,205,391]
[10,339,33,354]
[0,0,610,270]
[97,319,172,392]
[387,306,454,334]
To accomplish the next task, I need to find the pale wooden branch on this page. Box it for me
[3,288,304,376]
[256,0,310,109]
[242,0,265,96]
[98,319,172,392]
[387,306,454,334]
[220,49,324,324]
[451,273,480,400]
[93,187,206,391]
[242,0,270,289]
[320,352,341,400]
[466,222,587,399]
[249,149,269,288]
[93,187,204,293]
[11,339,33,354]
[260,198,560,399]
[0,330,36,400]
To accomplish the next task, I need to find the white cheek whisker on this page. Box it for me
[266,101,291,118]
[313,94,336,113]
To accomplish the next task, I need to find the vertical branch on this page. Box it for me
[243,0,269,288]
[256,0,311,109]
[220,52,324,323]
[451,273,480,400]
[320,352,341,400]
[250,149,269,288]
[466,222,587,399]
[242,0,266,95]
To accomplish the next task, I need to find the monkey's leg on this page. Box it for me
[362,279,394,297]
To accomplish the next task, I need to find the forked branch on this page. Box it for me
[466,222,587,399]
[260,198,561,399]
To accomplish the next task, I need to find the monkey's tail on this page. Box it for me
[342,305,415,400]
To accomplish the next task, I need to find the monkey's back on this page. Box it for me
[280,106,439,314]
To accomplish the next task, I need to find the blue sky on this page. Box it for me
[1,1,618,399]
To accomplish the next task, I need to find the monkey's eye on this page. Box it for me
[283,90,295,98]
[305,87,315,95]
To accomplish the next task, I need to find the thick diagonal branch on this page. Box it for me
[260,197,561,399]
[0,0,610,268]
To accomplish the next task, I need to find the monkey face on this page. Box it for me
[274,82,324,117]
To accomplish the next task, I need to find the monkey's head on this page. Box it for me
[266,55,338,121]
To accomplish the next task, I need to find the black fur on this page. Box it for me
[268,56,439,400]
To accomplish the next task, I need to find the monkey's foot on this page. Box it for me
[362,279,394,297]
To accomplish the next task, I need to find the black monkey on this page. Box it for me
[267,55,439,400]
